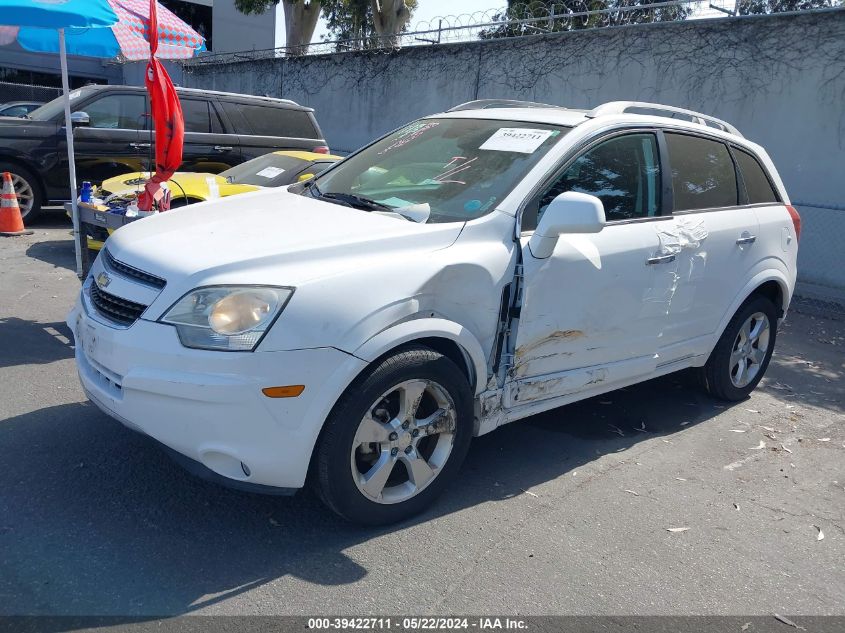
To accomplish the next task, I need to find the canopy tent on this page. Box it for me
[0,0,205,276]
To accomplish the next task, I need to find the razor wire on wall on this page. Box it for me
[183,1,841,64]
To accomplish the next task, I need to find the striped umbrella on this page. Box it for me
[0,0,205,60]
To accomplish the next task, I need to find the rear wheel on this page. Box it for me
[313,346,473,525]
[700,295,778,401]
[0,162,42,222]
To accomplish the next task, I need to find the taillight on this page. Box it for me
[312,145,329,155]
[786,205,801,241]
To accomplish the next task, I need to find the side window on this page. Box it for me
[666,133,738,211]
[524,133,661,230]
[80,94,147,130]
[236,103,319,139]
[181,99,213,133]
[734,148,779,204]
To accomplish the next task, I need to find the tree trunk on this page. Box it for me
[283,0,321,55]
[370,0,411,48]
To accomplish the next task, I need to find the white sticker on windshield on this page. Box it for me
[256,166,286,178]
[480,128,554,154]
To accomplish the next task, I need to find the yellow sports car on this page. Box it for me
[84,150,341,250]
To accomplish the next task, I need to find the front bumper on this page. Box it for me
[67,294,366,490]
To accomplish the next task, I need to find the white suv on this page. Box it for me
[68,100,800,524]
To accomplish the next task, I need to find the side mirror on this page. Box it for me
[70,111,90,127]
[297,173,315,182]
[528,191,606,259]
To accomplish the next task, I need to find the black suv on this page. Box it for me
[0,84,328,221]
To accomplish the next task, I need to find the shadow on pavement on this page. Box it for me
[25,240,77,273]
[0,371,727,617]
[0,317,74,369]
[757,316,845,415]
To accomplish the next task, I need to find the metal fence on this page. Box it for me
[0,80,61,105]
[183,1,842,65]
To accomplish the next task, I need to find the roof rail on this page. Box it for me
[587,101,742,137]
[448,99,566,112]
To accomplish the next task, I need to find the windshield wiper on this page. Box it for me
[318,192,392,212]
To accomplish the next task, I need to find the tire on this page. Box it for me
[700,295,779,401]
[313,346,474,525]
[0,161,43,222]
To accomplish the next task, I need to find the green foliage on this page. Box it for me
[234,0,279,16]
[321,0,417,49]
[480,0,691,38]
[736,0,838,14]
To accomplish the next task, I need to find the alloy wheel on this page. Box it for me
[350,379,457,504]
[729,311,771,388]
[10,173,35,218]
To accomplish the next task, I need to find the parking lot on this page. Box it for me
[1,213,843,616]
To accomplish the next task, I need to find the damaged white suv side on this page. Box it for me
[68,100,799,524]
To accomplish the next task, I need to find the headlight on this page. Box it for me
[161,286,293,351]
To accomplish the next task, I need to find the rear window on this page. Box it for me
[734,148,779,204]
[223,101,318,139]
[666,133,738,211]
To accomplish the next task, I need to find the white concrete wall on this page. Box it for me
[184,9,845,293]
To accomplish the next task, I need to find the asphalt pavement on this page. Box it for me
[1,213,843,617]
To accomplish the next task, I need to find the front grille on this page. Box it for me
[104,249,166,289]
[89,284,147,326]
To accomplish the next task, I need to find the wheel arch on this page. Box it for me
[352,318,489,396]
[716,270,791,343]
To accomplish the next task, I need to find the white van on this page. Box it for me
[68,100,799,524]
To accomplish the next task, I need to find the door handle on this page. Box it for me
[646,254,676,265]
[214,145,233,152]
[736,235,757,245]
[129,142,151,149]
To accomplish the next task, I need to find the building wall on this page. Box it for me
[0,46,122,88]
[184,10,845,293]
[211,0,278,54]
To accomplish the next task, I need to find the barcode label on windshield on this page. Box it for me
[479,128,554,154]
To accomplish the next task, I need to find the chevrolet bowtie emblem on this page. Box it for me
[96,271,112,289]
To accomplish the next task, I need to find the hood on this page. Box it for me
[107,187,463,289]
[0,117,55,138]
[101,171,258,199]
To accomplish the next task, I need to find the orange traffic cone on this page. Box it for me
[0,171,33,237]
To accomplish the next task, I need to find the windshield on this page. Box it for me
[222,153,318,187]
[307,117,568,223]
[27,87,98,121]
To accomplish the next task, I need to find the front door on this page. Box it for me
[65,92,153,188]
[506,132,678,407]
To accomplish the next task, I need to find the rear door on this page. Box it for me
[178,97,241,173]
[733,146,795,299]
[657,131,761,361]
[220,100,322,161]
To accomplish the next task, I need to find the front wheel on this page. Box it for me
[700,295,778,401]
[0,162,42,222]
[313,347,473,525]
